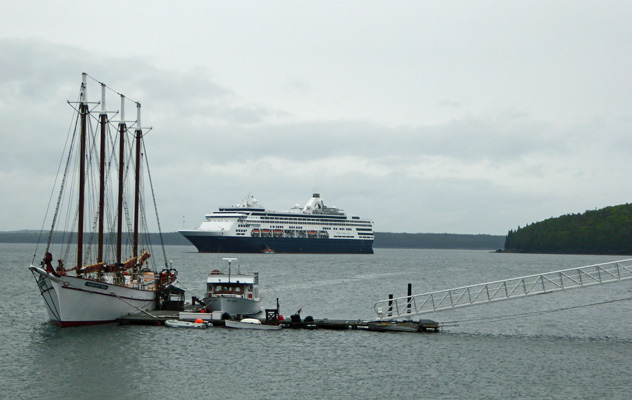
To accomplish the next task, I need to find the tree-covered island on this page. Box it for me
[504,203,632,255]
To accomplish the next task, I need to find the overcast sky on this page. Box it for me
[2,1,632,235]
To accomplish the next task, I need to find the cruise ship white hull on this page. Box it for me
[30,266,156,327]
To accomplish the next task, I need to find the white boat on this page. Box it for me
[178,312,213,322]
[165,320,210,329]
[224,318,282,330]
[179,193,374,254]
[28,73,178,327]
[203,258,263,317]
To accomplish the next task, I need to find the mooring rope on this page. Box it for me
[110,291,160,320]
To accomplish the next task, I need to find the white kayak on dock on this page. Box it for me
[224,318,282,330]
[165,320,211,329]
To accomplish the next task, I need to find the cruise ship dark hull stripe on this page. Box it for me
[181,235,374,254]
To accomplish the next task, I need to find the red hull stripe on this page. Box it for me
[53,320,117,327]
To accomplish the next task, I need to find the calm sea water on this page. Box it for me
[2,243,631,399]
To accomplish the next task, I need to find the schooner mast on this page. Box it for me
[133,102,142,262]
[77,73,88,272]
[97,83,107,263]
[116,94,126,267]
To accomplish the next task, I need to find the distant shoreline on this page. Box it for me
[0,230,506,250]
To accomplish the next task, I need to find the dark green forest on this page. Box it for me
[504,203,632,255]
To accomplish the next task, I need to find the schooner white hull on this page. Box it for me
[30,266,156,327]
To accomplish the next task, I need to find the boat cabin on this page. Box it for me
[206,271,260,300]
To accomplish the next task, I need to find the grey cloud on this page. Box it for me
[3,35,632,235]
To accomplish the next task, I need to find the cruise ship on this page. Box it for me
[179,193,374,254]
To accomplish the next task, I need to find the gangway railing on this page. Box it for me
[374,258,632,320]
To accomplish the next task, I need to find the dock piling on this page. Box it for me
[407,283,412,314]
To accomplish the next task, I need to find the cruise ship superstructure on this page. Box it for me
[179,193,374,254]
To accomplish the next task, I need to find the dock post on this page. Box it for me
[388,294,393,317]
[407,283,412,314]
[266,297,281,324]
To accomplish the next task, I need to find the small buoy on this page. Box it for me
[195,318,204,324]
[200,309,207,313]
[278,315,284,321]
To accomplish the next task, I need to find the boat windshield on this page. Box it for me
[211,284,244,294]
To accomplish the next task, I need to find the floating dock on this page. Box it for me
[117,309,439,332]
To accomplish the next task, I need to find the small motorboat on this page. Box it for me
[224,318,282,330]
[203,258,263,317]
[165,319,211,329]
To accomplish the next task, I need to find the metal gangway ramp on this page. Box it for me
[374,258,632,320]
